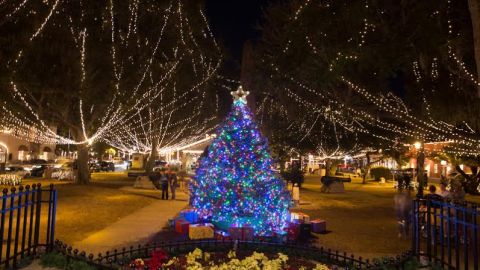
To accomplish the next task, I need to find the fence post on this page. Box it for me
[21,185,30,259]
[13,186,24,268]
[6,187,16,268]
[0,188,8,264]
[472,204,478,270]
[27,184,36,256]
[33,184,42,256]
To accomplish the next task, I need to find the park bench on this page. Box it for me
[320,176,351,193]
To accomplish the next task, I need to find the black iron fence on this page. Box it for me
[412,198,479,270]
[0,184,57,269]
[54,239,412,270]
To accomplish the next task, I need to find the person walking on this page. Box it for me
[169,168,178,200]
[160,170,169,200]
[394,187,412,239]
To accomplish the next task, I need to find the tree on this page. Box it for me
[468,0,480,96]
[253,0,480,161]
[190,87,291,235]
[0,0,221,183]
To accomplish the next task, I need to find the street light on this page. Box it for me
[414,141,422,150]
[414,141,425,198]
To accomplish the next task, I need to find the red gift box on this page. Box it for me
[228,226,254,241]
[311,219,327,233]
[285,222,300,241]
[175,219,190,234]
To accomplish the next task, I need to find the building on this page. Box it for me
[158,134,215,173]
[407,141,462,180]
[0,131,56,163]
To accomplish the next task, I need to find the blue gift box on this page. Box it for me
[180,209,199,224]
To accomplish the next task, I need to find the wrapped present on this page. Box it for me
[228,226,254,241]
[298,223,312,241]
[188,223,214,240]
[214,230,231,241]
[311,219,327,233]
[175,219,190,234]
[293,219,305,224]
[290,212,310,223]
[274,230,288,243]
[285,222,300,241]
[180,209,200,224]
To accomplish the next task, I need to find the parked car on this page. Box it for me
[89,162,101,173]
[30,165,48,177]
[5,166,31,178]
[98,161,115,172]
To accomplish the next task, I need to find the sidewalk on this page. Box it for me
[71,188,188,255]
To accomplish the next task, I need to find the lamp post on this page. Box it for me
[415,141,425,198]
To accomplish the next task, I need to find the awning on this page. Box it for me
[18,145,28,151]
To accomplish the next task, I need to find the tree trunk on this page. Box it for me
[468,0,480,96]
[76,144,91,184]
[146,138,158,174]
[416,152,425,197]
[325,159,331,176]
[362,153,371,184]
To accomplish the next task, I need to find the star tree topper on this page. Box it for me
[231,86,250,103]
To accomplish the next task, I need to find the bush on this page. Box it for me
[40,252,99,270]
[281,167,304,187]
[370,167,393,181]
[40,252,67,268]
[68,260,97,270]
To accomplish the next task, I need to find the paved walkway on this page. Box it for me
[22,188,189,269]
[72,188,189,255]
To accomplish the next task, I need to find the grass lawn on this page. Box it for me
[293,176,411,260]
[14,173,159,245]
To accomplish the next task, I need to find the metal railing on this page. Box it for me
[0,184,57,269]
[55,239,412,270]
[413,198,479,270]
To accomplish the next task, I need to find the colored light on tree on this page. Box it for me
[191,86,291,236]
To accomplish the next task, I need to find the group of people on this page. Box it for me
[150,168,179,200]
[394,182,466,239]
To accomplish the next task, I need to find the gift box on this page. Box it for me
[311,219,327,233]
[274,230,288,243]
[298,223,312,241]
[188,223,214,240]
[286,222,300,241]
[290,212,310,223]
[175,219,190,234]
[214,230,231,241]
[180,209,200,224]
[228,226,254,241]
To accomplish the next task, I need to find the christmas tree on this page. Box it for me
[191,86,292,236]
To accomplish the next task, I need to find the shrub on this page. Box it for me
[281,168,305,187]
[40,252,67,268]
[68,260,97,270]
[370,167,393,181]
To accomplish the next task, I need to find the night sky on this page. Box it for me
[205,0,273,61]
